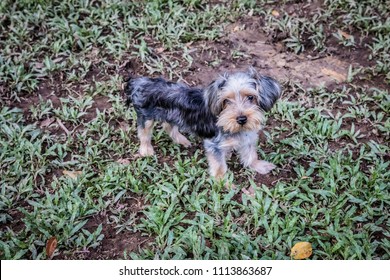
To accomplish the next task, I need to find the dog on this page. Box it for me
[125,68,281,179]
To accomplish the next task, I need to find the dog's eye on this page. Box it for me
[247,95,254,102]
[223,99,231,106]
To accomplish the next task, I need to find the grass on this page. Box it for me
[0,0,389,260]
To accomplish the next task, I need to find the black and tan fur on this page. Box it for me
[125,68,281,179]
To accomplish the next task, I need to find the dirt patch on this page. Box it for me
[175,12,387,96]
[0,208,26,234]
[54,196,151,260]
[185,18,361,89]
[84,95,112,122]
[86,196,152,260]
[84,217,151,260]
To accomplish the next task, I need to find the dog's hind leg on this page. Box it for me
[162,123,191,147]
[137,120,155,156]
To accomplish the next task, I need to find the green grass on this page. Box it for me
[0,0,389,260]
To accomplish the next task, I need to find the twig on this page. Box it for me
[74,250,90,254]
[56,118,70,136]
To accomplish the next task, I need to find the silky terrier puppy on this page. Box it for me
[125,68,281,179]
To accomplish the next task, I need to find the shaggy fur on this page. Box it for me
[125,68,281,179]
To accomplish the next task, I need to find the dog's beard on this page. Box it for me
[216,106,264,134]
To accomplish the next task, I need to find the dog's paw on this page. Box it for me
[171,133,192,148]
[139,145,155,157]
[252,160,276,174]
[177,136,192,148]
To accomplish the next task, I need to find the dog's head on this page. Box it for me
[204,68,281,133]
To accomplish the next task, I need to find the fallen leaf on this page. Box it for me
[233,25,240,32]
[52,57,64,63]
[242,186,256,197]
[119,59,133,70]
[35,62,45,69]
[118,121,130,132]
[46,236,57,259]
[271,10,280,17]
[63,170,82,179]
[117,158,130,165]
[321,68,346,82]
[40,117,55,128]
[155,47,164,54]
[291,242,312,260]
[338,29,351,39]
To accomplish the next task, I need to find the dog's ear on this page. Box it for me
[257,76,281,112]
[247,66,260,80]
[204,73,228,115]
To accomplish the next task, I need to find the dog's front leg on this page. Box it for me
[137,120,155,157]
[204,139,227,179]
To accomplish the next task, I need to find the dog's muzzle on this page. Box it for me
[236,115,247,125]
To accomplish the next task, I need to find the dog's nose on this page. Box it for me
[236,115,247,125]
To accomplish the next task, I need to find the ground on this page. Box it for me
[0,0,389,260]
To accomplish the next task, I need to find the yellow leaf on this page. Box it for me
[63,170,82,179]
[117,158,130,165]
[242,186,255,197]
[338,29,351,39]
[271,10,280,17]
[155,47,164,54]
[46,236,57,259]
[118,121,130,132]
[40,117,55,128]
[291,242,312,259]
